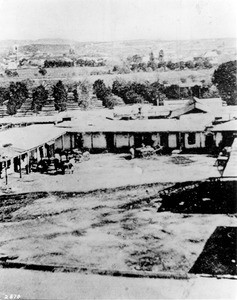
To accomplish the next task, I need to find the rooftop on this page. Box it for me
[0,115,63,125]
[0,125,66,152]
[212,120,237,132]
[57,117,209,133]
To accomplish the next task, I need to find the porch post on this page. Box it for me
[19,155,22,178]
[5,166,8,185]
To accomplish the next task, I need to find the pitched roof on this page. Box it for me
[170,100,210,118]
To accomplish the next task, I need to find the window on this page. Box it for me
[188,133,196,145]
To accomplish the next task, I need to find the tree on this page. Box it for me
[5,70,19,77]
[179,87,191,99]
[112,79,130,100]
[166,61,176,70]
[179,61,185,70]
[158,49,164,63]
[93,79,111,100]
[73,89,79,102]
[201,84,220,99]
[203,59,213,69]
[32,85,48,112]
[194,58,204,69]
[185,60,195,69]
[39,67,47,76]
[78,79,91,107]
[52,80,67,111]
[163,85,181,99]
[127,54,143,64]
[212,60,237,105]
[147,51,156,70]
[103,94,124,109]
[0,87,8,105]
[5,82,28,115]
[125,91,144,104]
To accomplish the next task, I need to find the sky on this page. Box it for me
[0,0,236,42]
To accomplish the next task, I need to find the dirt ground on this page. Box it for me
[0,153,220,194]
[0,153,236,275]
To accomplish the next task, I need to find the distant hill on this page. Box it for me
[33,38,77,45]
[0,37,236,61]
[0,38,78,53]
[20,43,71,53]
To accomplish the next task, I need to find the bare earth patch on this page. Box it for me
[0,153,236,275]
[0,186,236,274]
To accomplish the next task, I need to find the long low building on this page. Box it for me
[57,115,213,152]
[1,111,236,177]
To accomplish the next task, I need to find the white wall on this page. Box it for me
[83,133,92,149]
[168,134,177,148]
[36,147,41,160]
[71,134,75,148]
[184,133,202,148]
[55,136,63,149]
[5,158,18,175]
[63,134,71,149]
[129,135,134,147]
[215,132,223,147]
[92,133,107,149]
[42,145,47,157]
[200,133,206,148]
[115,134,130,148]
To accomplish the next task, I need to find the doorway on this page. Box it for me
[106,133,115,152]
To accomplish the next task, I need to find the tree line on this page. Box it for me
[0,60,236,114]
[0,80,92,115]
[92,79,220,108]
[112,52,213,74]
[44,58,106,68]
[93,60,237,107]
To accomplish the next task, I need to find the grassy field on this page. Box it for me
[0,67,214,87]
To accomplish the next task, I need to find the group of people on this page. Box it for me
[36,152,76,174]
[54,153,75,174]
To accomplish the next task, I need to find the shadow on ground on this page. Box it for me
[189,226,237,275]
